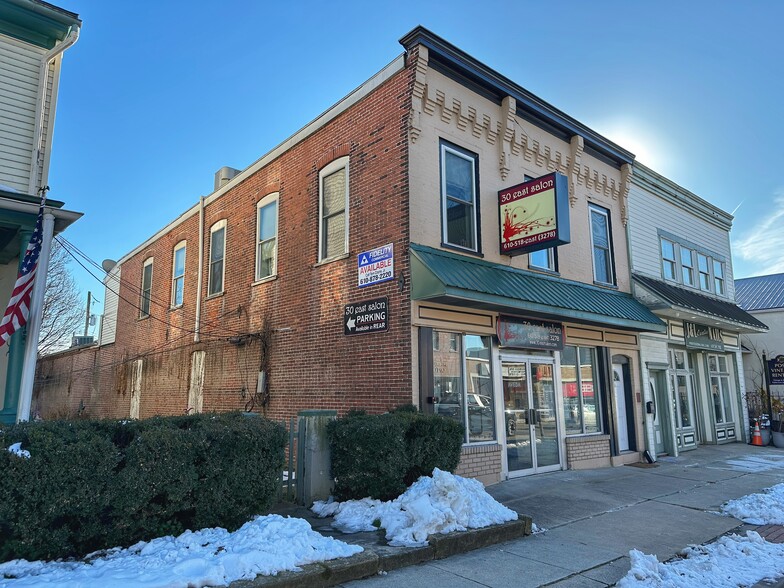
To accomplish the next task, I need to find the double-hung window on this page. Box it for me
[680,247,695,286]
[140,258,153,318]
[319,157,349,262]
[256,194,278,280]
[714,261,725,295]
[589,204,614,285]
[661,240,676,280]
[697,254,710,291]
[208,221,226,296]
[171,241,186,307]
[440,141,479,252]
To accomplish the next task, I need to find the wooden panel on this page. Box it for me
[418,305,494,329]
[605,331,638,345]
[565,326,604,343]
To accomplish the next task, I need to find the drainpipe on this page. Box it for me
[28,26,80,195]
[194,196,205,342]
[17,210,56,421]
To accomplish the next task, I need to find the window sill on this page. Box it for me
[440,243,483,258]
[252,274,278,287]
[169,304,184,312]
[137,315,151,322]
[529,266,560,277]
[206,291,225,300]
[314,253,350,267]
[592,280,618,290]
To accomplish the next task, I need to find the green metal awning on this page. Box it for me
[410,243,666,333]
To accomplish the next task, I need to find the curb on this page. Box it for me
[232,517,532,587]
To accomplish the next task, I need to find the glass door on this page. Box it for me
[502,359,561,475]
[671,373,697,450]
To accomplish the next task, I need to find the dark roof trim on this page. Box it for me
[632,273,769,331]
[400,26,634,168]
[0,186,64,208]
[0,0,81,49]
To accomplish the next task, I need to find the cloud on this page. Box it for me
[734,190,784,275]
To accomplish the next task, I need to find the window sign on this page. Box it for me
[684,321,724,352]
[497,316,564,351]
[358,243,394,288]
[498,172,570,256]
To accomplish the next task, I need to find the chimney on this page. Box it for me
[214,166,242,191]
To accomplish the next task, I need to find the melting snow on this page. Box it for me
[722,482,784,525]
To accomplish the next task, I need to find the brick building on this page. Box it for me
[36,27,691,483]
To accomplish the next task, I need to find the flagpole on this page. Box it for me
[16,210,55,422]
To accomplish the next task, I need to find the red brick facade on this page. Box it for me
[35,54,416,422]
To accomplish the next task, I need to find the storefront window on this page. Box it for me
[708,354,734,424]
[561,345,601,435]
[431,331,495,443]
[676,375,691,427]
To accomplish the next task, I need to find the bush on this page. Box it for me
[0,412,286,562]
[327,409,463,501]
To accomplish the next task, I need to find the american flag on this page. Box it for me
[0,197,46,347]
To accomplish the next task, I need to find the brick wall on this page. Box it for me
[565,435,611,470]
[36,56,416,422]
[454,443,502,486]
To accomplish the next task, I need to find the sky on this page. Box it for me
[43,0,784,330]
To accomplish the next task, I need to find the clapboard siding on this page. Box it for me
[0,33,44,192]
[100,266,121,345]
[628,182,735,300]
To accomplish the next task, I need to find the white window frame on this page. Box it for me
[208,220,227,297]
[714,260,725,295]
[255,193,279,281]
[440,142,479,252]
[140,257,153,318]
[680,247,695,286]
[529,248,556,272]
[661,239,677,280]
[589,204,615,285]
[697,253,711,291]
[318,156,349,262]
[171,240,186,307]
[659,235,728,297]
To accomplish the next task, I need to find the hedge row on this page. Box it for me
[0,412,286,562]
[327,406,463,501]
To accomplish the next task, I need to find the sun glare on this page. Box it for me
[598,121,667,171]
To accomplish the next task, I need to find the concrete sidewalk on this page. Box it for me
[341,443,784,587]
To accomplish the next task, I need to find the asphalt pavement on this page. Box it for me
[341,443,784,587]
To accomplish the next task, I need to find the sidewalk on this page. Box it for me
[337,443,784,587]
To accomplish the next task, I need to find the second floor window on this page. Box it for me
[256,194,278,280]
[680,247,694,286]
[440,141,478,252]
[171,241,186,307]
[140,258,153,318]
[319,157,349,262]
[714,261,725,295]
[697,254,710,291]
[208,221,226,296]
[659,236,727,297]
[529,248,556,272]
[589,204,614,285]
[661,240,676,280]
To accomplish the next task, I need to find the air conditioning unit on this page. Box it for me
[71,335,95,348]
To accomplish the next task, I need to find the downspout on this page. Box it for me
[194,196,205,342]
[28,26,81,195]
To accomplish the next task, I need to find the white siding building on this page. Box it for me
[628,163,767,458]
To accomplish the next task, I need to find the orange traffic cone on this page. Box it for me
[751,420,764,446]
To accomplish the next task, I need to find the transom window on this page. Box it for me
[589,204,614,285]
[171,241,186,307]
[440,141,479,252]
[659,236,726,297]
[208,220,226,296]
[140,257,153,318]
[256,194,278,281]
[319,157,349,262]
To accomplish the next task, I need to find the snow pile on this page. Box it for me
[617,531,784,588]
[0,515,362,587]
[724,454,784,472]
[312,468,518,547]
[6,442,30,459]
[722,483,784,525]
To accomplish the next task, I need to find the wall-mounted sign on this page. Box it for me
[358,243,394,288]
[344,297,388,335]
[497,316,564,351]
[498,172,571,256]
[683,321,725,352]
[768,355,784,385]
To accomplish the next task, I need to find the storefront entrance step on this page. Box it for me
[230,517,532,587]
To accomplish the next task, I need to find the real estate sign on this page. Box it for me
[768,355,784,385]
[358,243,394,288]
[498,172,570,256]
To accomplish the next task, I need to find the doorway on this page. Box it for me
[649,372,667,455]
[501,356,561,475]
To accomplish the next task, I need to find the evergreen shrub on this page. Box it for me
[327,407,463,501]
[0,412,285,562]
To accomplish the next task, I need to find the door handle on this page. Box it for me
[529,408,537,425]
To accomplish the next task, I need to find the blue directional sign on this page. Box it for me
[358,243,394,288]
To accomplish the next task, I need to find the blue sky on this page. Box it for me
[47,0,784,329]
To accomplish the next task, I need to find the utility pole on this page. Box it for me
[83,291,91,337]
